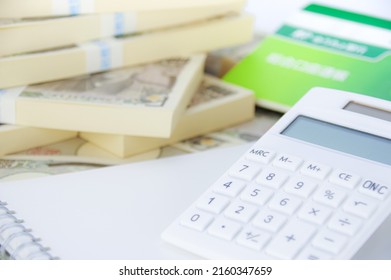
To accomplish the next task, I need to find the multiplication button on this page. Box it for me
[297,201,332,225]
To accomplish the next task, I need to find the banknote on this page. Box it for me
[0,138,160,181]
[0,109,281,182]
[22,58,189,108]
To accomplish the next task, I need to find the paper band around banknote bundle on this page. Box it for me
[0,87,25,124]
[100,12,138,37]
[79,39,124,72]
[52,0,95,16]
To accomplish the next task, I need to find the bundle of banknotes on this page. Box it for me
[0,0,281,182]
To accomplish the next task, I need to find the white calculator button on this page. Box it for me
[207,217,242,241]
[213,176,246,197]
[312,184,346,208]
[272,153,303,171]
[329,169,361,189]
[283,176,317,198]
[255,167,289,189]
[228,159,262,181]
[357,179,390,200]
[268,192,302,215]
[300,161,331,180]
[312,229,348,254]
[265,220,316,259]
[342,193,378,219]
[245,146,275,164]
[196,192,230,214]
[328,213,362,236]
[240,183,274,206]
[297,201,332,225]
[252,210,287,232]
[224,200,258,223]
[296,247,333,260]
[236,226,271,251]
[180,210,214,231]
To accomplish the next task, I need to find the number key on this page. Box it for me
[255,167,288,189]
[224,200,258,223]
[252,210,287,232]
[228,159,262,181]
[197,192,230,214]
[283,176,317,198]
[268,192,302,215]
[212,175,246,197]
[240,182,274,206]
[180,209,214,231]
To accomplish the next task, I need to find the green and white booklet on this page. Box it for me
[224,3,391,111]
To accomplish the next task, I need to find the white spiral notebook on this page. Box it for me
[0,143,389,259]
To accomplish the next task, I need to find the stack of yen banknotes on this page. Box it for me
[0,0,280,181]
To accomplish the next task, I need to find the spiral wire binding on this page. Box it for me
[0,200,56,260]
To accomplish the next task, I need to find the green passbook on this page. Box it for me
[224,3,391,111]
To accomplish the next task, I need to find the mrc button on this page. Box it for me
[245,147,275,164]
[358,179,390,200]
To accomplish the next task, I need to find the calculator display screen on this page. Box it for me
[281,115,391,165]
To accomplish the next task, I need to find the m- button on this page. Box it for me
[272,153,303,171]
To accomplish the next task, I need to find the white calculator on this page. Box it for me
[162,87,391,259]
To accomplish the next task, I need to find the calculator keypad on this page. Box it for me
[172,147,387,259]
